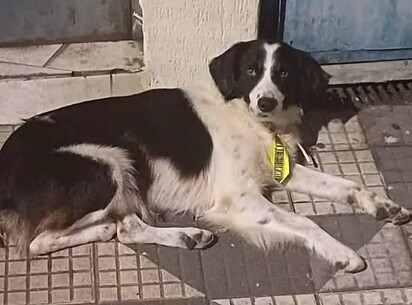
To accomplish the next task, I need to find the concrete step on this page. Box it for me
[0,41,147,124]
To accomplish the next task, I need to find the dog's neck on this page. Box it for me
[188,77,302,150]
[261,106,302,135]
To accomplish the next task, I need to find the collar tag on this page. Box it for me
[269,135,290,184]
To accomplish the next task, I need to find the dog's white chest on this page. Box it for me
[202,102,275,192]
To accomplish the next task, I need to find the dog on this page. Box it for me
[0,40,410,273]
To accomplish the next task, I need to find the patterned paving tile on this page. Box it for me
[314,116,368,152]
[0,240,208,304]
[95,241,205,303]
[210,288,412,305]
[0,244,95,305]
[211,294,318,305]
[311,219,412,292]
[319,287,412,305]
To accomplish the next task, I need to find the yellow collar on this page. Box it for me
[268,135,290,184]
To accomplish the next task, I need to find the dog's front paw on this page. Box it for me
[339,253,367,273]
[376,202,411,225]
[331,248,366,273]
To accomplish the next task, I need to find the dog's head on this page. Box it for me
[209,40,330,118]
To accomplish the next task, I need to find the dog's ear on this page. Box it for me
[299,50,331,95]
[208,42,248,100]
[295,49,331,109]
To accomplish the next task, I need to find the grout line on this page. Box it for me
[287,191,296,213]
[0,67,143,81]
[380,228,400,287]
[309,194,318,215]
[42,44,68,68]
[109,73,114,96]
[238,241,252,298]
[313,293,322,305]
[315,144,338,215]
[25,250,30,305]
[47,254,52,304]
[176,249,186,298]
[0,60,70,72]
[400,225,412,264]
[68,248,74,302]
[4,241,9,305]
[114,241,122,301]
[198,248,210,302]
[341,120,365,214]
[356,216,379,289]
[156,246,166,299]
[91,243,100,304]
[135,246,143,300]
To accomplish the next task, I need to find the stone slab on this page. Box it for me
[45,41,143,72]
[0,45,61,66]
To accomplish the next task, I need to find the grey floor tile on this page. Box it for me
[200,234,231,299]
[214,234,251,298]
[309,214,412,292]
[369,146,412,209]
[241,242,273,296]
[101,297,208,305]
[177,249,206,297]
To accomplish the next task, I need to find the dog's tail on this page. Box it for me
[0,187,33,256]
[0,209,28,251]
[0,148,9,248]
[0,175,36,257]
[0,141,31,255]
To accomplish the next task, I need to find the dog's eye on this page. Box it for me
[280,69,289,78]
[247,67,257,76]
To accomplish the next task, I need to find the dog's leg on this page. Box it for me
[285,164,411,224]
[117,214,214,249]
[30,221,116,256]
[204,193,366,273]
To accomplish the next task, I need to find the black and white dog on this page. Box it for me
[0,40,410,273]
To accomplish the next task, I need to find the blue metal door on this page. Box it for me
[259,0,412,64]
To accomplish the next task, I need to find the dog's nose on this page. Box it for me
[257,97,278,113]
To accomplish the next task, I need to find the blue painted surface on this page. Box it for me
[311,49,412,64]
[0,0,132,46]
[282,0,412,63]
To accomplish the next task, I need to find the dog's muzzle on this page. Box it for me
[257,97,278,113]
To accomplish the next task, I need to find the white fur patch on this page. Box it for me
[249,43,284,116]
[147,158,213,215]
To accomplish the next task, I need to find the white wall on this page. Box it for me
[140,0,260,88]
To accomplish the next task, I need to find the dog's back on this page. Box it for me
[0,88,216,255]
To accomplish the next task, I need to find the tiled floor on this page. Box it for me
[1,82,412,305]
